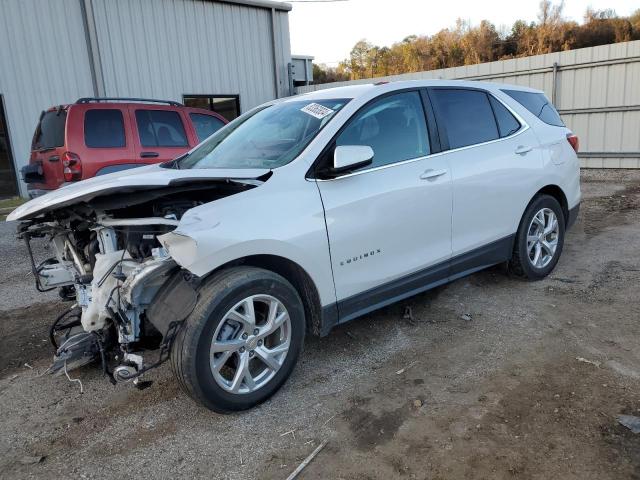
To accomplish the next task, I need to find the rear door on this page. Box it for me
[427,87,542,266]
[129,105,194,163]
[68,104,136,178]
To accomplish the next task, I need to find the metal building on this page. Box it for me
[0,0,293,197]
[291,55,314,86]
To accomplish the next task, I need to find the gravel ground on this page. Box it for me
[1,169,639,479]
[0,221,57,311]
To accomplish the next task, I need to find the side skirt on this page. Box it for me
[319,234,515,336]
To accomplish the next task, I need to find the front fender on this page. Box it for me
[158,233,335,306]
[158,167,336,307]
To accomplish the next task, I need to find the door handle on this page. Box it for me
[140,151,160,158]
[48,155,60,162]
[515,145,532,155]
[420,168,447,180]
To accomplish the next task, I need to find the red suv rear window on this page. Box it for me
[32,110,66,150]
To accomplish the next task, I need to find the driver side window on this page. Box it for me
[336,91,430,171]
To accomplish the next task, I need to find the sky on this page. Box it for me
[288,0,639,65]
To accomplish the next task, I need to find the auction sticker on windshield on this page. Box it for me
[300,103,334,119]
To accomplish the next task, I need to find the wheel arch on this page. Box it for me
[532,184,569,223]
[202,254,324,336]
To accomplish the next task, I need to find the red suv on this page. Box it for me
[23,98,228,196]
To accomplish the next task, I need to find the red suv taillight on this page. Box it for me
[566,133,579,153]
[62,152,82,182]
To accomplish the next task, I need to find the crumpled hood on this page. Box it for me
[8,164,271,221]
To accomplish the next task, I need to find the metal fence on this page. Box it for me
[297,40,640,169]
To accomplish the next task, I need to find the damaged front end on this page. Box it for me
[15,175,261,387]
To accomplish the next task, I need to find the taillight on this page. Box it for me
[62,152,82,182]
[566,133,579,153]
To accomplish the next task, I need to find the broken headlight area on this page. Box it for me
[16,187,225,388]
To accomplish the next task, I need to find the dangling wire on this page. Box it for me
[63,360,84,394]
[49,307,82,350]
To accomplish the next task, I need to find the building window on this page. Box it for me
[183,95,240,121]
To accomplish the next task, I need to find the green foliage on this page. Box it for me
[313,2,640,83]
[0,196,26,221]
[312,63,349,84]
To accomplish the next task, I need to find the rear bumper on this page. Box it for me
[567,203,580,230]
[21,163,44,184]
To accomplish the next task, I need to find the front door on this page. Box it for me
[130,106,195,164]
[315,90,453,321]
[0,96,18,197]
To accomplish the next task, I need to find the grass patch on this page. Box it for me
[0,197,27,221]
[0,197,26,209]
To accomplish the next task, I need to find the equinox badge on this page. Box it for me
[340,249,381,266]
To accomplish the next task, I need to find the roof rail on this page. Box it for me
[76,97,183,106]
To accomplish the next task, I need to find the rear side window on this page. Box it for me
[336,91,429,170]
[189,113,225,142]
[430,89,498,149]
[84,109,125,148]
[502,89,564,127]
[488,96,521,138]
[32,110,66,150]
[135,110,188,147]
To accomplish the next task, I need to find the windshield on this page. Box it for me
[176,98,349,169]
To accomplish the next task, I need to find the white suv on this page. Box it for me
[9,80,581,412]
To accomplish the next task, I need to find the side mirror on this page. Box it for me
[332,145,374,174]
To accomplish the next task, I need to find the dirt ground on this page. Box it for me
[1,169,639,480]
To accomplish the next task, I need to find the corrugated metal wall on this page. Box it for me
[0,0,95,196]
[273,5,292,97]
[0,0,292,196]
[91,0,291,107]
[297,40,640,169]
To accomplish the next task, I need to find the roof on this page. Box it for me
[295,84,377,100]
[295,79,544,101]
[215,0,292,11]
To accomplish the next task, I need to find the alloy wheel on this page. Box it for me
[527,207,559,269]
[210,295,291,394]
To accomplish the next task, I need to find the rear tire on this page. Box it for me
[509,194,565,280]
[171,266,305,412]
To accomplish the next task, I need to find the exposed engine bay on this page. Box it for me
[18,179,258,387]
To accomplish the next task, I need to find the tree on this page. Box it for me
[631,9,640,35]
[312,3,640,84]
[345,39,374,80]
[312,63,349,84]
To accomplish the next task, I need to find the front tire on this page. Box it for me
[171,266,305,412]
[509,194,565,280]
